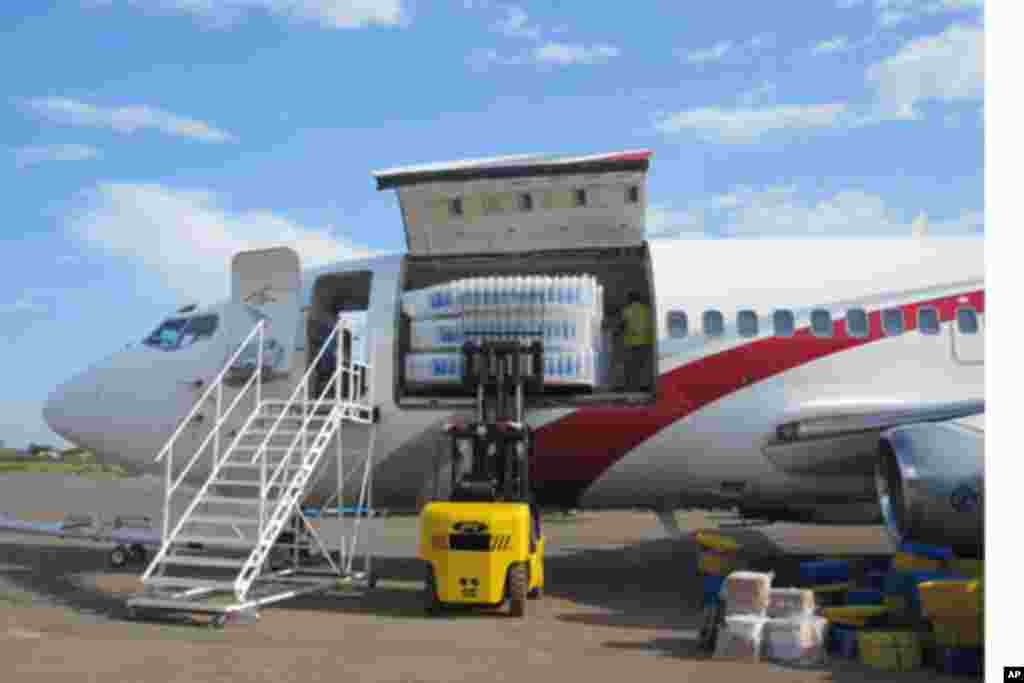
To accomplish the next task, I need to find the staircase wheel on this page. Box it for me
[423,564,441,616]
[109,545,128,569]
[508,563,528,618]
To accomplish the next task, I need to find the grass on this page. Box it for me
[0,461,127,478]
[0,589,37,606]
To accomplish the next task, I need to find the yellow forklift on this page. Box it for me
[418,340,545,617]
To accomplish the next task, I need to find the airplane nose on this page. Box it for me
[43,374,94,444]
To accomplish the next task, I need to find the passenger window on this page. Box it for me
[449,197,463,217]
[846,308,869,338]
[627,185,640,203]
[957,307,979,334]
[918,306,940,335]
[883,308,904,336]
[518,192,533,211]
[668,311,688,338]
[737,310,758,338]
[574,188,587,207]
[703,310,724,337]
[773,310,794,337]
[811,309,832,337]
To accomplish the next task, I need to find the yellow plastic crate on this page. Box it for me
[932,616,984,648]
[893,551,944,572]
[698,549,739,576]
[917,580,982,620]
[695,530,740,554]
[823,605,889,627]
[950,558,983,578]
[857,630,923,671]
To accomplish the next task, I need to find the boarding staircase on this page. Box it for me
[126,317,378,623]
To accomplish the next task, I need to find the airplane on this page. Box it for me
[35,150,984,558]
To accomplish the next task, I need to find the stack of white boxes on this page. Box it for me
[403,274,607,387]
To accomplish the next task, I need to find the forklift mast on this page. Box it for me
[446,340,544,504]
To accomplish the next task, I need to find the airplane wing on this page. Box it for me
[761,398,984,475]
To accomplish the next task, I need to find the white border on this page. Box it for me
[988,2,1022,679]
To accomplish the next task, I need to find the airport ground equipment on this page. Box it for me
[0,512,159,568]
[418,339,545,618]
[125,317,379,625]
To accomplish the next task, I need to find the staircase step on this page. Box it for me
[203,496,262,506]
[212,479,263,487]
[144,577,239,592]
[162,555,247,569]
[219,462,305,471]
[176,535,257,548]
[189,515,260,526]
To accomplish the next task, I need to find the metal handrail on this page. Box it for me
[155,320,264,464]
[144,319,266,581]
[249,319,343,465]
[168,359,264,495]
[259,358,352,507]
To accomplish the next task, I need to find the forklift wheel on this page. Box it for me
[508,563,528,617]
[527,586,542,600]
[423,565,441,616]
[109,545,128,569]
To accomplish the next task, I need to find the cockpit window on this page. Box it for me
[144,314,218,350]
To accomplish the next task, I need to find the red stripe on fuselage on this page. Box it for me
[532,289,984,484]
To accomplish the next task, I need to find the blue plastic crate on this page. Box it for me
[937,647,983,676]
[700,577,724,602]
[846,589,884,606]
[801,559,850,585]
[900,542,954,561]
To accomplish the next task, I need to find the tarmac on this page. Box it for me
[0,473,974,682]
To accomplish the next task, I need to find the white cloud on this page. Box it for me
[0,298,47,315]
[83,0,405,29]
[812,36,851,54]
[66,183,380,301]
[685,40,733,64]
[23,97,236,143]
[837,0,865,8]
[493,5,541,40]
[651,185,981,238]
[659,185,983,238]
[532,42,620,65]
[14,144,101,168]
[866,22,983,119]
[645,204,706,238]
[681,34,773,65]
[654,104,848,144]
[874,0,983,26]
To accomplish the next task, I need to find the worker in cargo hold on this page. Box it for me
[310,317,351,399]
[616,291,654,392]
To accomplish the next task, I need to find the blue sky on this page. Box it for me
[0,0,983,449]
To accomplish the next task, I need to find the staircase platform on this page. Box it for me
[126,567,366,626]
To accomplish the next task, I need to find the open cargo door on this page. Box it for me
[374,150,658,409]
[230,247,302,380]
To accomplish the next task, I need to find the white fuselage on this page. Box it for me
[43,237,984,514]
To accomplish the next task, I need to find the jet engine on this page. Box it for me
[875,418,984,558]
